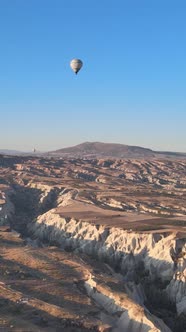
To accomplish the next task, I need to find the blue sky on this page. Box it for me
[0,0,186,151]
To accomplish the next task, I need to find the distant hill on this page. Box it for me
[0,149,42,157]
[48,141,186,159]
[0,149,25,156]
[1,143,186,159]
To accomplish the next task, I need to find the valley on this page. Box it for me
[0,154,185,331]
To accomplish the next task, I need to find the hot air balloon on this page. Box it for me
[70,59,83,74]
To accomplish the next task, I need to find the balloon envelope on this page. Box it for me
[70,59,83,74]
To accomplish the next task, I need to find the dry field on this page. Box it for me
[1,155,186,233]
[0,227,112,331]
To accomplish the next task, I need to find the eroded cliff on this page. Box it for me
[0,155,186,331]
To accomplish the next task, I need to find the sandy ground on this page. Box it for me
[56,201,186,234]
[0,228,109,331]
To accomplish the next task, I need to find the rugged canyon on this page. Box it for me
[0,155,185,331]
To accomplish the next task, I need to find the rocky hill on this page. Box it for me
[49,141,186,159]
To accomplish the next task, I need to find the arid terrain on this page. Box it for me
[49,142,186,159]
[0,153,186,331]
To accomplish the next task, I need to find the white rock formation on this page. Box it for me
[0,188,15,225]
[28,210,186,319]
[85,275,171,332]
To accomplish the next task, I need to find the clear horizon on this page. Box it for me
[1,140,186,154]
[0,1,186,152]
